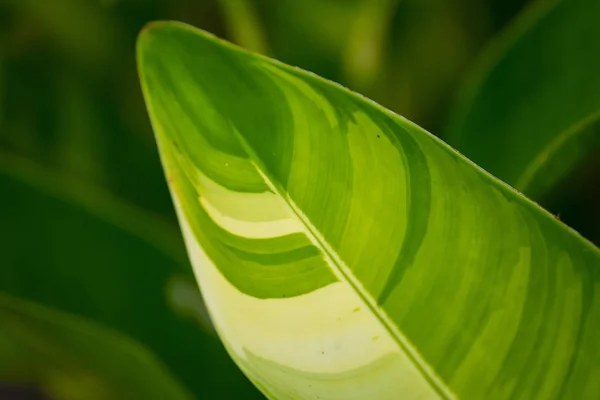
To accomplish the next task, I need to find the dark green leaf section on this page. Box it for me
[138,22,600,399]
[446,0,600,199]
[160,144,337,299]
[0,293,192,400]
[139,27,338,299]
[376,116,432,303]
[0,154,263,399]
[143,35,291,193]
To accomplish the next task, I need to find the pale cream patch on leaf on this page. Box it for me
[174,199,442,400]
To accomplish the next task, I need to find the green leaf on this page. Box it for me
[138,21,600,400]
[0,292,192,400]
[0,152,263,399]
[445,0,600,199]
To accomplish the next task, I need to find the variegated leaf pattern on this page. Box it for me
[137,22,600,400]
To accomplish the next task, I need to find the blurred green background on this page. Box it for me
[0,0,598,399]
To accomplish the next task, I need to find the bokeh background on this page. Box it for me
[0,0,598,399]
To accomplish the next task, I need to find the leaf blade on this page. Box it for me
[138,21,600,400]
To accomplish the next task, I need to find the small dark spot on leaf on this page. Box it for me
[321,351,325,355]
[377,134,380,138]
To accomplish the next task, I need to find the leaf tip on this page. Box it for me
[137,20,172,53]
[136,21,222,68]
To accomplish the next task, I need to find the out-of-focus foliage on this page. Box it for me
[1,0,599,398]
[446,0,600,201]
[0,292,192,400]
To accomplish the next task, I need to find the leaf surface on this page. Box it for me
[445,0,600,198]
[138,21,600,400]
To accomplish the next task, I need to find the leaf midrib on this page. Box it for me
[229,126,456,400]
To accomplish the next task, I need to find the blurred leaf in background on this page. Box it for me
[446,0,600,197]
[0,292,192,400]
[217,0,269,55]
